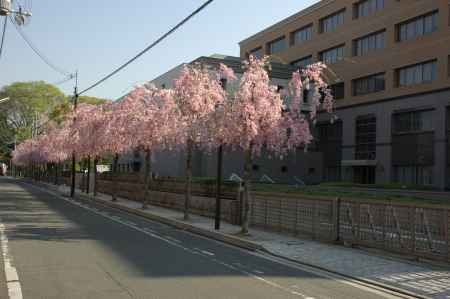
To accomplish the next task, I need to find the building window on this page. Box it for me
[291,55,313,69]
[249,47,263,59]
[252,164,260,171]
[353,73,385,96]
[317,121,343,181]
[320,45,345,64]
[393,110,434,134]
[397,11,438,42]
[397,60,437,87]
[291,24,312,45]
[320,9,345,33]
[281,166,288,173]
[353,30,385,56]
[330,82,345,99]
[355,115,377,160]
[354,0,384,19]
[267,37,286,55]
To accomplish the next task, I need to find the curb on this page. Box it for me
[74,192,266,253]
[263,251,429,299]
[19,180,430,299]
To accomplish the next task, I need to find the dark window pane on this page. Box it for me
[292,25,312,45]
[291,55,313,68]
[353,73,385,95]
[397,60,437,86]
[398,11,438,41]
[268,37,286,54]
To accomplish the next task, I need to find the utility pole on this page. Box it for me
[215,145,223,230]
[215,78,227,230]
[70,71,78,198]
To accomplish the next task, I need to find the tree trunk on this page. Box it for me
[86,156,91,194]
[93,157,98,197]
[70,152,76,198]
[184,139,193,221]
[142,149,152,209]
[241,146,253,235]
[54,163,58,185]
[112,153,119,201]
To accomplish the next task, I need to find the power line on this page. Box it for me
[78,0,214,96]
[8,15,71,77]
[52,74,75,86]
[0,17,7,60]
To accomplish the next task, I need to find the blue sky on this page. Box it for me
[0,0,316,100]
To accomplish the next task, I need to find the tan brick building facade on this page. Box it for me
[240,0,450,189]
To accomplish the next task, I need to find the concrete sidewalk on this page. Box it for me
[31,180,450,299]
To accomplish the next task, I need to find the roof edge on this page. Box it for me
[239,0,335,47]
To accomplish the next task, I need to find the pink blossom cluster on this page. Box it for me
[12,57,334,166]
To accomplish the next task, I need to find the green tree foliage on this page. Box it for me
[0,81,109,161]
[0,81,66,160]
[49,95,110,124]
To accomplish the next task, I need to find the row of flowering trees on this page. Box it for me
[12,56,334,233]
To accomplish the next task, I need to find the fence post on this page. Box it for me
[355,202,361,245]
[264,197,268,229]
[312,200,317,240]
[382,204,387,248]
[294,198,299,236]
[410,206,416,255]
[335,197,341,243]
[446,209,450,263]
[250,189,255,226]
[279,198,282,232]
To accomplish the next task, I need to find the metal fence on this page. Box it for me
[251,194,337,241]
[250,194,450,262]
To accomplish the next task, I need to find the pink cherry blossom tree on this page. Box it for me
[117,84,180,209]
[171,64,229,220]
[222,56,334,234]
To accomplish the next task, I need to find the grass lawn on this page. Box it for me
[319,181,437,191]
[251,183,450,206]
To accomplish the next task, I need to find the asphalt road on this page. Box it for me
[0,177,412,299]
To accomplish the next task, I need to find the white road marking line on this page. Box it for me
[164,235,181,243]
[24,183,402,299]
[0,222,23,299]
[201,250,215,256]
[51,193,311,298]
[253,270,264,274]
[122,221,137,226]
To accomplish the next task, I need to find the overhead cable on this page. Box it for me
[0,17,7,60]
[9,15,71,77]
[78,0,214,96]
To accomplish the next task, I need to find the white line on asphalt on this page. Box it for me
[201,250,215,256]
[164,235,181,243]
[24,183,407,299]
[0,222,23,299]
[122,221,137,226]
[30,187,313,298]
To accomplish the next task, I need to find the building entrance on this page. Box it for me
[353,166,376,184]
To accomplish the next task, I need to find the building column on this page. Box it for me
[433,106,447,190]
[341,114,354,182]
[375,109,392,184]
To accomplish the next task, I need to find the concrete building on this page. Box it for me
[240,0,450,189]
